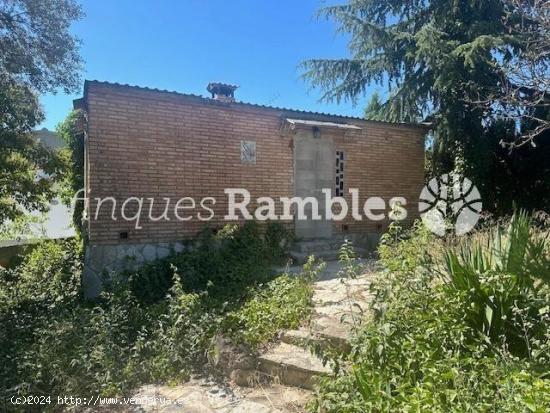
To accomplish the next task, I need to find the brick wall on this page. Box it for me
[82,81,425,245]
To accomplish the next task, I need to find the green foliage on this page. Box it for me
[0,212,47,242]
[127,270,216,386]
[0,0,83,94]
[129,221,279,304]
[363,91,386,121]
[26,286,143,397]
[442,211,550,356]
[223,273,314,350]
[0,224,311,406]
[223,256,323,350]
[310,213,550,412]
[0,0,83,224]
[0,76,66,224]
[57,109,85,233]
[302,0,510,120]
[0,239,87,399]
[0,238,82,309]
[302,0,550,213]
[378,220,435,274]
[476,123,550,215]
[264,222,293,262]
[337,239,362,279]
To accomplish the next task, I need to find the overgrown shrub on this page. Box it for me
[0,239,85,400]
[223,257,322,349]
[129,221,276,304]
[0,225,313,409]
[0,237,82,307]
[311,266,550,413]
[442,210,550,357]
[25,286,146,397]
[57,109,85,234]
[126,270,217,386]
[378,220,436,274]
[310,212,550,412]
[264,221,293,262]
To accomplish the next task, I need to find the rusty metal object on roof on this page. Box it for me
[207,82,239,102]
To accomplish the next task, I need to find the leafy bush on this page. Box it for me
[127,255,174,304]
[223,257,322,349]
[0,225,312,408]
[57,109,85,233]
[310,212,550,412]
[0,238,82,307]
[442,210,550,357]
[264,222,293,262]
[311,268,550,413]
[25,286,145,397]
[378,220,436,274]
[129,221,275,304]
[126,270,217,386]
[0,239,86,399]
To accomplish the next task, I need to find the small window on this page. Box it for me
[335,151,345,196]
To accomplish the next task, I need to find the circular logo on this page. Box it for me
[419,174,482,236]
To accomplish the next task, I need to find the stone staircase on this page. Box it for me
[127,264,376,412]
[255,270,374,391]
[289,238,368,265]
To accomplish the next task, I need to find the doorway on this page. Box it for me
[293,129,334,239]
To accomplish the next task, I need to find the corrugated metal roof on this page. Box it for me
[82,80,431,129]
[285,118,362,130]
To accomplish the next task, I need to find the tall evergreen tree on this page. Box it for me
[364,91,384,121]
[302,0,525,180]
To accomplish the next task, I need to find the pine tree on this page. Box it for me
[364,92,383,121]
[302,0,525,177]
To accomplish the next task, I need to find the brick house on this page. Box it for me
[74,80,426,297]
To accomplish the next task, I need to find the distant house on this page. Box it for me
[35,127,65,150]
[74,80,426,297]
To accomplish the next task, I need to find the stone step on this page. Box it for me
[292,239,348,253]
[281,319,351,354]
[290,247,367,265]
[280,329,311,348]
[281,330,351,354]
[257,342,331,390]
[312,315,356,354]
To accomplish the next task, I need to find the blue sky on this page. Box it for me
[39,0,376,130]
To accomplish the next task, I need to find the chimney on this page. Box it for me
[207,82,238,103]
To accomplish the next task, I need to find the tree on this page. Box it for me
[364,91,385,121]
[57,109,85,233]
[301,0,527,176]
[470,0,550,149]
[0,0,83,224]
